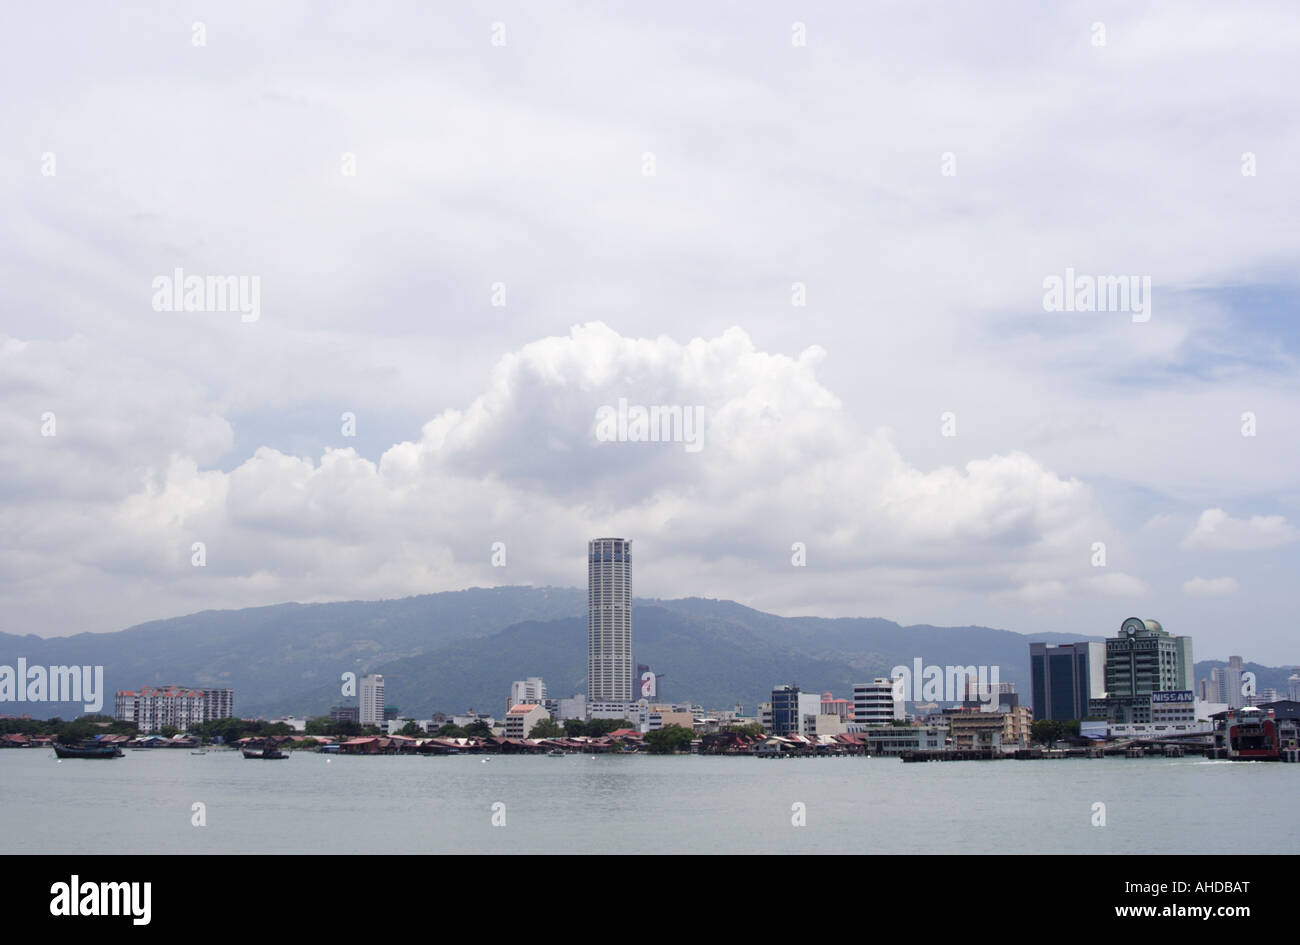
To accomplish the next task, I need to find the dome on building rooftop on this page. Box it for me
[1143,619,1164,633]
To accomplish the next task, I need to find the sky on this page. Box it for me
[1,2,1297,663]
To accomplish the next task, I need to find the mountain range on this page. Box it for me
[1,587,1293,719]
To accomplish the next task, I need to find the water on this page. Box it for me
[1,749,1294,854]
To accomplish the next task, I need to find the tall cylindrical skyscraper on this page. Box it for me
[588,537,633,701]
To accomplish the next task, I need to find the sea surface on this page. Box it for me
[2,749,1295,854]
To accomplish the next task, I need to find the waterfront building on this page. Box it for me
[852,678,904,725]
[113,685,235,733]
[359,674,385,728]
[947,705,1032,752]
[647,706,695,732]
[844,725,945,754]
[588,537,634,702]
[815,713,848,736]
[588,700,650,730]
[505,703,550,739]
[771,685,820,736]
[114,685,207,733]
[509,677,547,713]
[1094,618,1194,724]
[201,688,234,721]
[1028,641,1105,721]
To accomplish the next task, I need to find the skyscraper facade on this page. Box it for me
[588,537,633,701]
[1098,617,1194,723]
[1029,641,1106,721]
[359,674,385,728]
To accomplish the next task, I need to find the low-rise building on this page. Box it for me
[844,726,945,755]
[647,707,695,732]
[505,703,550,739]
[947,705,1032,752]
[588,700,647,726]
[815,713,848,736]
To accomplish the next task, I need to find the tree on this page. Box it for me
[724,722,765,738]
[529,718,564,739]
[643,725,695,754]
[1031,719,1064,747]
[397,721,424,736]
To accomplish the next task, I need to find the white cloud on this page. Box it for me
[1182,509,1299,552]
[0,323,1107,635]
[1183,576,1240,597]
[1086,572,1149,597]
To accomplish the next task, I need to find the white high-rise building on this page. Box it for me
[853,678,905,725]
[588,537,633,702]
[1289,670,1300,702]
[359,674,385,728]
[509,677,547,712]
[1216,656,1246,709]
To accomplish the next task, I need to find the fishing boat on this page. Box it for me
[242,743,288,759]
[53,742,123,759]
[547,749,565,757]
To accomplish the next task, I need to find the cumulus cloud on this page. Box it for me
[0,323,1108,635]
[1182,509,1299,551]
[1183,576,1240,597]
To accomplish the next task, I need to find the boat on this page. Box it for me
[53,742,123,759]
[191,749,208,755]
[242,742,288,759]
[547,749,565,757]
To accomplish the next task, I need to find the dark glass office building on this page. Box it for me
[1030,641,1106,721]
